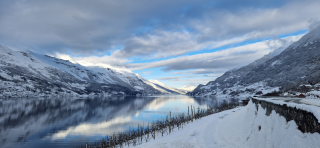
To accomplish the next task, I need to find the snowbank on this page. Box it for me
[300,99,320,107]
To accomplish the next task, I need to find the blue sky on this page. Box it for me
[0,0,319,88]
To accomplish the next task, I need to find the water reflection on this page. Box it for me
[0,95,237,148]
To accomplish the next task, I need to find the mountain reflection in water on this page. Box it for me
[0,95,237,148]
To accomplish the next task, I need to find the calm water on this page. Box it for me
[0,95,237,148]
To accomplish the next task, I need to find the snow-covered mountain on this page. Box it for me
[0,45,162,98]
[180,85,196,92]
[148,80,186,94]
[135,76,185,94]
[188,26,320,99]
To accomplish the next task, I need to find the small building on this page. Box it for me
[298,94,306,98]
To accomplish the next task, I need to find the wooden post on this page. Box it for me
[138,124,140,144]
[207,105,208,116]
[113,132,115,148]
[169,111,171,134]
[162,119,164,137]
[141,124,143,143]
[147,123,149,140]
[188,106,189,124]
[154,126,155,140]
[194,108,196,120]
[191,106,193,122]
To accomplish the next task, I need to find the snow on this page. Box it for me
[143,79,185,94]
[134,86,144,91]
[306,91,320,99]
[129,101,320,148]
[149,80,167,88]
[271,60,281,67]
[300,99,320,107]
[180,85,196,92]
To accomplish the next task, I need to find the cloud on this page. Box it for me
[158,77,181,81]
[0,0,319,59]
[112,30,206,59]
[141,70,153,75]
[171,69,226,75]
[158,75,216,85]
[55,53,131,66]
[126,34,302,71]
[308,18,320,31]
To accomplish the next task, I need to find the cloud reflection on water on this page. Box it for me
[0,95,214,148]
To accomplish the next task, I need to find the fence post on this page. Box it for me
[207,105,208,116]
[193,107,195,120]
[191,106,193,122]
[188,106,189,124]
[169,111,171,134]
[154,126,156,140]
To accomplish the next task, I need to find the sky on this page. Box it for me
[0,0,320,89]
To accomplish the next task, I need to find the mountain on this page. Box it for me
[0,45,161,98]
[180,85,196,92]
[135,76,185,94]
[188,26,320,99]
[148,80,186,94]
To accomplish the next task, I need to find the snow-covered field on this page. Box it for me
[130,100,320,148]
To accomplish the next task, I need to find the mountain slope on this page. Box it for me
[180,85,196,92]
[240,26,320,90]
[0,45,161,97]
[135,76,185,94]
[188,27,320,98]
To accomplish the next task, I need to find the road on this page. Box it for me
[259,97,320,107]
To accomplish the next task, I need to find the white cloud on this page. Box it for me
[0,0,318,59]
[55,53,131,67]
[171,69,226,75]
[126,34,302,71]
[141,70,153,75]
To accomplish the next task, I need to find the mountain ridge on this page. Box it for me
[0,45,164,98]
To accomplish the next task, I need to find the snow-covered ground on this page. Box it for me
[300,99,320,107]
[306,91,320,99]
[130,100,320,148]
